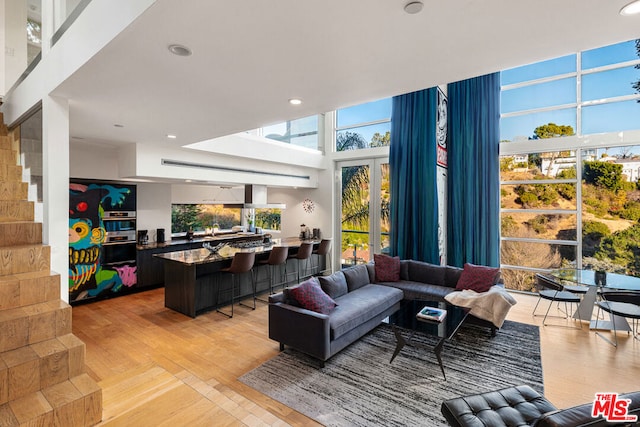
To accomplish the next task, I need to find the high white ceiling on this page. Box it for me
[52,0,640,149]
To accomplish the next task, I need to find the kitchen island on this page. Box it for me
[136,232,265,289]
[155,238,320,317]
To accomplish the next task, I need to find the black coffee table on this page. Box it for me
[387,299,469,380]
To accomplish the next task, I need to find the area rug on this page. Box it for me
[239,321,542,426]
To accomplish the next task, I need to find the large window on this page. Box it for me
[171,204,241,234]
[337,159,389,267]
[335,98,392,151]
[499,38,640,290]
[261,115,319,149]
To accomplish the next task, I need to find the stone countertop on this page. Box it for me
[136,232,264,250]
[153,237,320,265]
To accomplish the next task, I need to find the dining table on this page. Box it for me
[550,269,640,331]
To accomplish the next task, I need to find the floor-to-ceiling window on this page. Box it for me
[333,97,391,265]
[500,38,640,291]
[337,158,389,266]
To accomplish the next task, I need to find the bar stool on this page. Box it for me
[255,246,289,302]
[216,251,256,318]
[312,239,332,276]
[288,242,313,284]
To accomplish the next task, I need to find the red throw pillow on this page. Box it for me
[455,263,500,293]
[374,254,401,282]
[288,278,337,314]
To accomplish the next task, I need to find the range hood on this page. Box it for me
[223,185,286,209]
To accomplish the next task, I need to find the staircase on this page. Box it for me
[0,113,102,426]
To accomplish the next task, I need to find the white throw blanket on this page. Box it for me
[444,285,517,328]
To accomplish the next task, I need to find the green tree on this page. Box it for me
[370,131,391,147]
[171,204,202,233]
[337,131,368,151]
[583,161,624,192]
[533,123,575,139]
[594,224,640,275]
[582,220,610,257]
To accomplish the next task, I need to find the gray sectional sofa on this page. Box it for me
[268,260,503,365]
[268,265,404,366]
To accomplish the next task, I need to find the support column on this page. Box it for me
[42,95,69,302]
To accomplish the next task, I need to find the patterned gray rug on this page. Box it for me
[240,321,543,426]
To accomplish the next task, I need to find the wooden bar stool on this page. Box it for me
[216,251,256,318]
[312,238,332,276]
[288,242,313,284]
[255,246,289,302]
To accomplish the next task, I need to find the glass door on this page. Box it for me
[337,158,389,267]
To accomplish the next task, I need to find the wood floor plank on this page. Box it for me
[73,286,640,426]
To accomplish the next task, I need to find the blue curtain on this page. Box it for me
[389,88,439,263]
[447,73,501,268]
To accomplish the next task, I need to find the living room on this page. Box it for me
[2,1,640,425]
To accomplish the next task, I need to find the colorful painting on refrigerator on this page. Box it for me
[69,181,137,303]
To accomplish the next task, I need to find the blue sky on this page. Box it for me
[500,39,640,142]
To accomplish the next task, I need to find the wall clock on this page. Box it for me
[302,198,315,213]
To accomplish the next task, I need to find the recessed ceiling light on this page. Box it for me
[167,134,177,139]
[404,1,423,14]
[114,124,124,128]
[168,44,192,56]
[289,98,302,105]
[620,0,640,15]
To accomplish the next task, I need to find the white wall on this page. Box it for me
[136,182,171,243]
[4,0,27,93]
[70,142,120,180]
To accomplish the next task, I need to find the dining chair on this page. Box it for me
[255,246,289,302]
[287,242,313,284]
[594,290,640,347]
[216,251,256,318]
[311,238,332,276]
[532,273,583,328]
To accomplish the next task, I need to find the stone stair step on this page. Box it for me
[0,299,71,353]
[0,135,12,151]
[0,244,49,276]
[1,391,52,427]
[0,270,60,311]
[0,149,16,165]
[0,373,101,427]
[0,164,21,182]
[0,201,34,222]
[0,334,85,405]
[0,222,42,248]
[0,182,27,202]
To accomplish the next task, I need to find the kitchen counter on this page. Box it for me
[136,232,264,250]
[153,237,317,265]
[154,238,322,317]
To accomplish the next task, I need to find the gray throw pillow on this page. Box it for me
[318,272,348,299]
[342,265,371,292]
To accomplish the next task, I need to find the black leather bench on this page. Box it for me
[441,385,640,427]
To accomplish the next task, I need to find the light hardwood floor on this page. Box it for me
[72,287,640,426]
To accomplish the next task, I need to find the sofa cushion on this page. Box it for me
[445,266,463,287]
[318,271,348,299]
[288,277,337,314]
[330,284,403,339]
[380,280,457,302]
[407,260,446,286]
[455,263,500,293]
[374,254,401,282]
[342,264,371,292]
[441,385,557,427]
[399,260,411,280]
